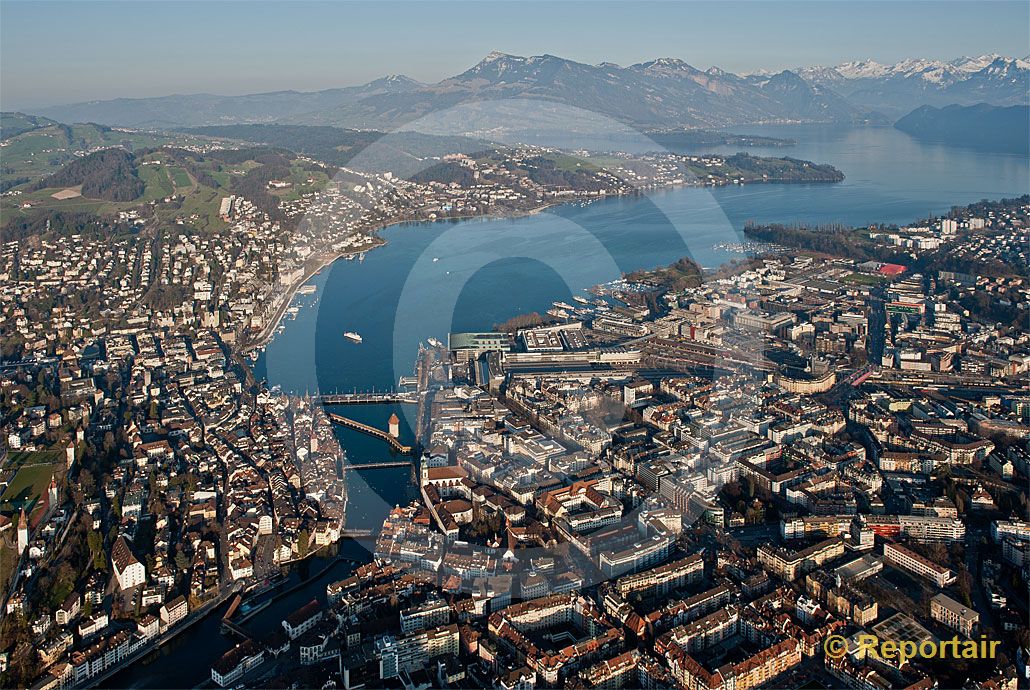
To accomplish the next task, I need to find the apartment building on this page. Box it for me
[883,542,956,588]
[376,623,460,679]
[930,593,979,637]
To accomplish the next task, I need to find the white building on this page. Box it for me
[112,537,145,591]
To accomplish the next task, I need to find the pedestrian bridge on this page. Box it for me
[319,390,417,405]
[341,460,413,471]
[326,412,413,454]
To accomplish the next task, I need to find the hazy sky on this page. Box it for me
[3,1,1028,110]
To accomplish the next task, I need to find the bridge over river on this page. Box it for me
[318,389,417,405]
[325,412,414,454]
[340,460,413,471]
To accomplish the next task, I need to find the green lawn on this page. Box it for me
[211,171,231,187]
[138,164,175,201]
[0,451,61,514]
[160,184,225,231]
[169,166,193,189]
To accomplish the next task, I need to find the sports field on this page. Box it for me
[0,451,61,514]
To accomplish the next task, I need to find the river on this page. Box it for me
[107,124,1027,688]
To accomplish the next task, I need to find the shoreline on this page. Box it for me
[241,237,386,353]
[234,167,845,361]
[90,585,240,689]
[236,161,848,360]
[239,198,570,356]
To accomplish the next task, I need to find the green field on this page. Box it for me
[5,185,143,217]
[842,272,885,286]
[161,184,225,231]
[546,152,601,172]
[169,167,193,189]
[0,143,332,239]
[268,165,330,202]
[0,451,61,514]
[2,147,231,224]
[0,120,231,183]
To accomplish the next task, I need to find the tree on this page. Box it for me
[102,431,116,455]
[44,561,76,609]
[956,569,974,608]
[87,529,106,571]
[78,468,95,496]
[29,149,144,201]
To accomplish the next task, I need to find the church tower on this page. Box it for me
[17,508,29,554]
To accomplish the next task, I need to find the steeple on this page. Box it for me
[17,508,29,554]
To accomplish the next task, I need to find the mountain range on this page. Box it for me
[29,52,1030,132]
[797,54,1030,116]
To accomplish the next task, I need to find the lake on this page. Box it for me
[257,123,1027,404]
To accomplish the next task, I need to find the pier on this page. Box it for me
[326,412,414,454]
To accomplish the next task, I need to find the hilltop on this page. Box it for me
[894,103,1030,154]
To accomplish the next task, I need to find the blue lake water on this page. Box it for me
[257,124,1028,400]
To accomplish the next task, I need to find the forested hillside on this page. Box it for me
[29,149,145,201]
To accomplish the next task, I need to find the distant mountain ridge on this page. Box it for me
[797,54,1030,117]
[0,112,61,140]
[33,76,425,130]
[894,103,1030,154]
[29,52,1029,131]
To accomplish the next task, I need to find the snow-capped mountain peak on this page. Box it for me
[795,53,1028,117]
[482,51,517,63]
[835,60,889,79]
[950,54,1004,72]
[829,55,1027,84]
